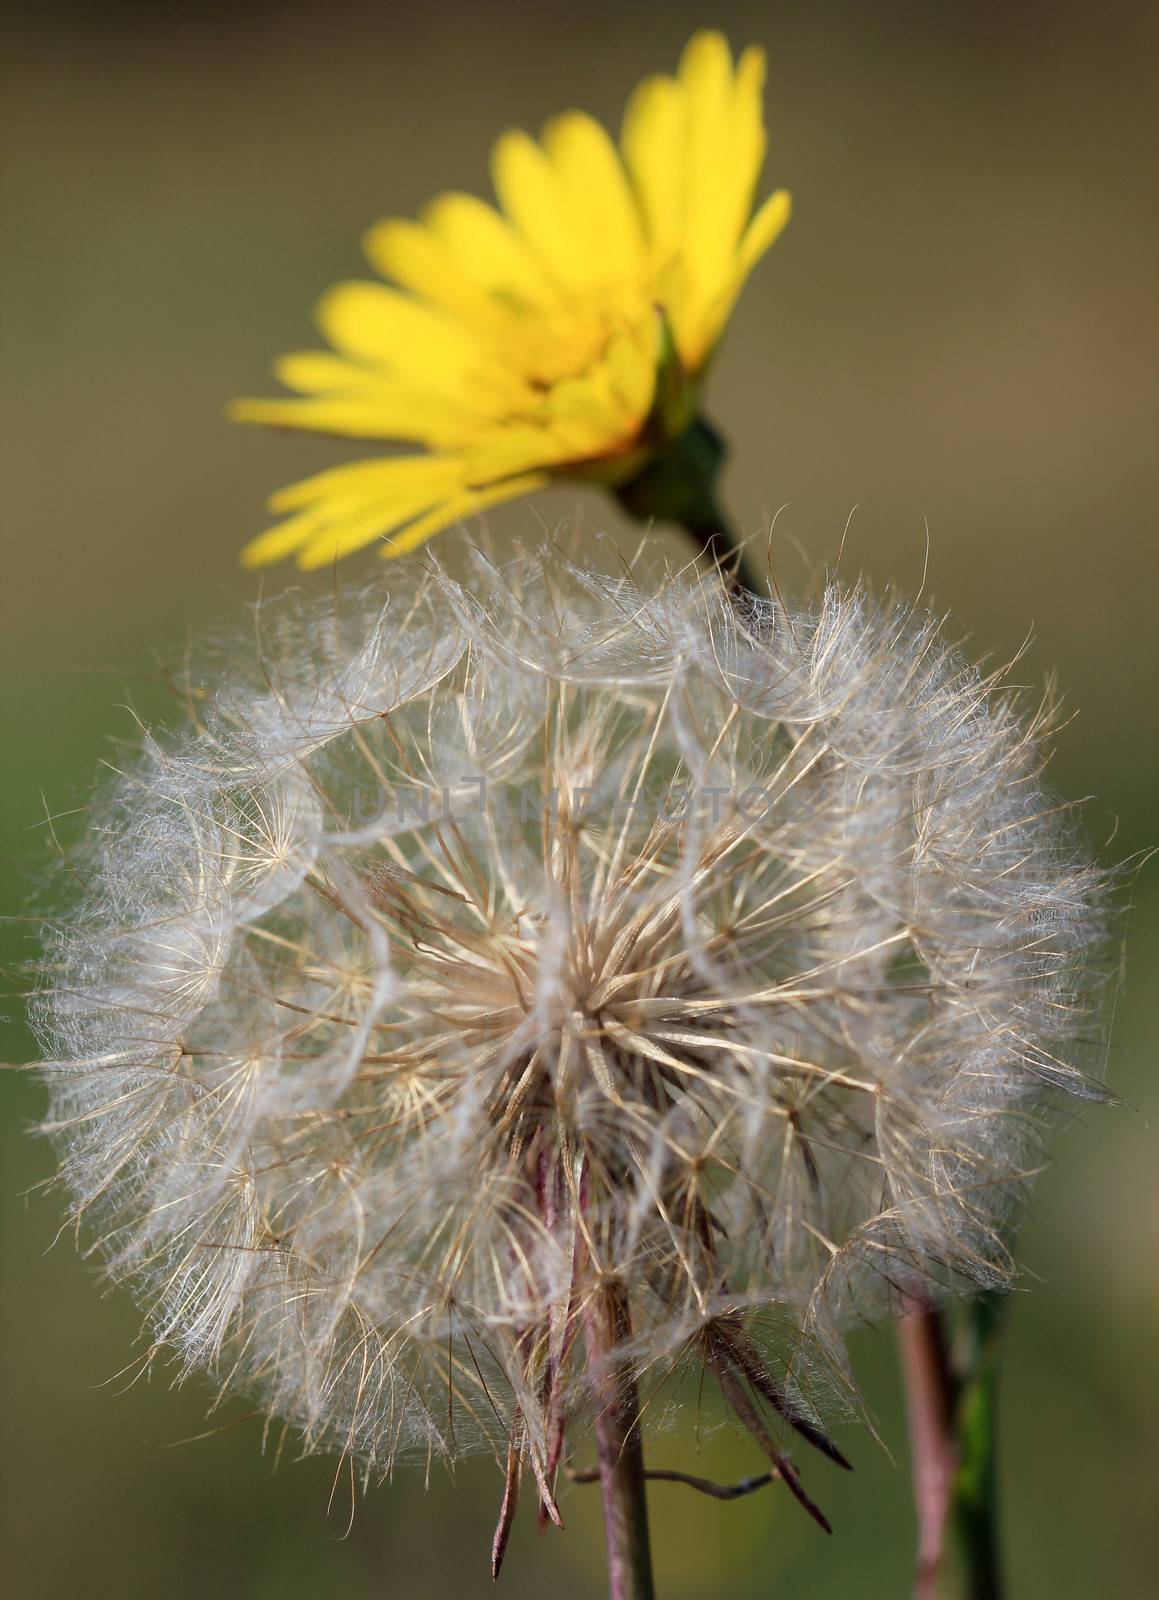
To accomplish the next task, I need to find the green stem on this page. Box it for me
[680,512,766,600]
[584,1284,656,1600]
[952,1297,1005,1600]
[615,417,766,600]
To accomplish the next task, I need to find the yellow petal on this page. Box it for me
[421,192,559,310]
[491,128,594,292]
[242,507,338,567]
[464,425,574,481]
[274,352,390,394]
[316,281,487,381]
[364,217,504,328]
[268,454,462,514]
[245,455,466,570]
[678,33,738,308]
[227,391,475,446]
[620,73,684,269]
[264,457,469,569]
[541,330,655,458]
[380,472,550,559]
[320,282,533,414]
[727,45,769,244]
[541,112,645,282]
[295,488,446,566]
[546,375,626,456]
[701,187,792,353]
[736,187,792,282]
[603,323,660,419]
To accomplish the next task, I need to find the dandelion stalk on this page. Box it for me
[897,1295,1006,1600]
[952,1295,1006,1600]
[584,1285,655,1600]
[679,511,766,600]
[898,1301,960,1599]
[616,416,766,599]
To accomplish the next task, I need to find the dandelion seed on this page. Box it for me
[32,547,1108,1548]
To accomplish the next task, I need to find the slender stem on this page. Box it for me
[583,1284,656,1600]
[897,1297,1006,1600]
[681,514,766,601]
[952,1297,1005,1600]
[898,1304,959,1599]
[569,1464,779,1502]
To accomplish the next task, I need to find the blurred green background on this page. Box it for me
[2,3,1156,1596]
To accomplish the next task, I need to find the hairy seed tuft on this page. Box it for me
[33,546,1109,1502]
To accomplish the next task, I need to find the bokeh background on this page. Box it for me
[2,3,1156,1596]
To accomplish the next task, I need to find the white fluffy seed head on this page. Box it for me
[33,546,1108,1490]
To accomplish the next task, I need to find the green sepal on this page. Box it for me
[614,416,727,536]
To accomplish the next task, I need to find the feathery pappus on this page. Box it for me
[32,545,1108,1551]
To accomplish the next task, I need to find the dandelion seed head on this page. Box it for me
[33,546,1108,1492]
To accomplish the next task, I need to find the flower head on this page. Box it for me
[230,32,790,568]
[34,549,1106,1529]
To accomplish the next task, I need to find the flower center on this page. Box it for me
[504,285,656,390]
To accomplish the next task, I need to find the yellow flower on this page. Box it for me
[230,31,790,569]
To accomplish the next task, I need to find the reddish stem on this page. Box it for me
[897,1302,958,1599]
[583,1284,655,1600]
